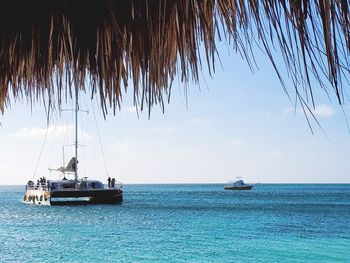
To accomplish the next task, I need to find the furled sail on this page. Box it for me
[56,157,78,173]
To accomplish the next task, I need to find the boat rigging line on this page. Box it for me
[91,99,110,178]
[33,124,49,180]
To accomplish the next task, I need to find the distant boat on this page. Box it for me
[224,177,253,190]
[23,89,123,205]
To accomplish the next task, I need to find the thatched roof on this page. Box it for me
[0,1,349,115]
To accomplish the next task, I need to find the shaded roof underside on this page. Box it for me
[0,0,349,115]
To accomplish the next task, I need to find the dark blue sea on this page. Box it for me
[0,184,349,262]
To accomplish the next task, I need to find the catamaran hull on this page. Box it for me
[224,185,253,190]
[51,189,123,204]
[23,189,123,205]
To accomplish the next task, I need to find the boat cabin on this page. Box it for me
[48,179,105,191]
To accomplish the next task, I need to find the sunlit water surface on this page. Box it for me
[0,184,349,262]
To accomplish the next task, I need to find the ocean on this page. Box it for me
[0,184,349,262]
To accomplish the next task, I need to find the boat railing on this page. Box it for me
[25,183,49,191]
[114,181,123,189]
[105,181,123,189]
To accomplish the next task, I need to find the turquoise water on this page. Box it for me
[0,184,349,262]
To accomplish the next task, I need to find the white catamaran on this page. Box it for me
[23,89,123,205]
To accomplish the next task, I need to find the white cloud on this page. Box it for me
[113,140,134,153]
[12,125,93,140]
[263,110,272,117]
[314,104,334,117]
[12,127,47,139]
[283,107,295,115]
[124,107,137,113]
[110,139,154,159]
[264,149,284,158]
[186,118,215,127]
[153,126,175,134]
[112,139,146,153]
[228,139,242,146]
[283,104,334,118]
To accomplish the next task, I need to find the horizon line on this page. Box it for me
[1,182,350,186]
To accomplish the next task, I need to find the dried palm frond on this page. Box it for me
[0,0,349,115]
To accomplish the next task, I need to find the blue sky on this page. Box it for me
[1,41,349,185]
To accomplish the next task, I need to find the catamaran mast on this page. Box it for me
[74,85,79,181]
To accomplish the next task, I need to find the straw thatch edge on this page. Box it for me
[0,0,349,118]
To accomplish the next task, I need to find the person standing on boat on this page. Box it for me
[107,177,111,188]
[111,178,115,188]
